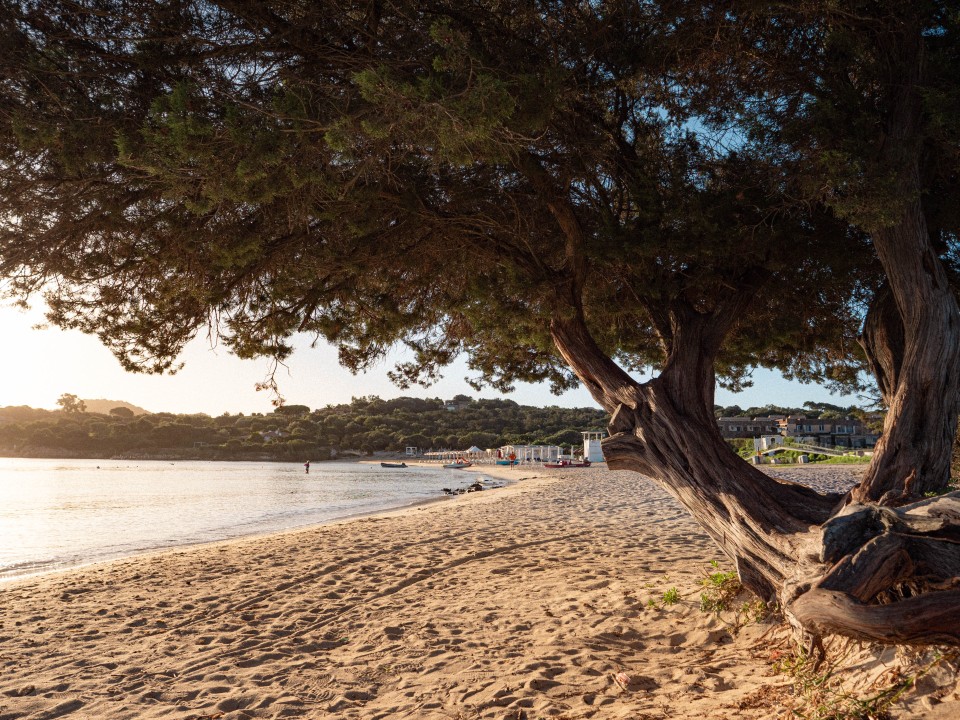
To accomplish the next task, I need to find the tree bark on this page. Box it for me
[852,85,960,503]
[855,236,960,502]
[789,493,960,646]
[852,197,960,505]
[854,198,960,502]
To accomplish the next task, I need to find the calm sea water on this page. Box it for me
[0,458,488,581]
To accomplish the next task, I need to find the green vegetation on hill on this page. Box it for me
[0,396,608,461]
[714,401,872,421]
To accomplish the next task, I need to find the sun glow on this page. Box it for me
[0,302,281,413]
[0,300,857,416]
[0,301,601,415]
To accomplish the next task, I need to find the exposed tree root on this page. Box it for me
[787,493,960,647]
[790,588,960,645]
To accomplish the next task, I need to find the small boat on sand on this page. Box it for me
[443,462,472,469]
[380,462,408,468]
[495,459,519,466]
[543,460,591,469]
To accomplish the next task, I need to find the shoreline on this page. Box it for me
[0,489,463,587]
[2,465,955,719]
[0,461,520,586]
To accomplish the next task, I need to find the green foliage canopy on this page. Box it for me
[0,0,880,399]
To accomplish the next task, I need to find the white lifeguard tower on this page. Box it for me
[582,431,606,463]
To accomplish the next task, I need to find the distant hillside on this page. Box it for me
[0,395,607,460]
[81,399,151,416]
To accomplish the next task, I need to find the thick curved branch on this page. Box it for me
[853,38,960,502]
[820,495,960,563]
[550,313,642,413]
[790,588,960,646]
[816,532,914,601]
[551,308,839,600]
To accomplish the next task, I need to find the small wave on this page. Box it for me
[0,557,65,581]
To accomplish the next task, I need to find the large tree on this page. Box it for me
[1,0,958,651]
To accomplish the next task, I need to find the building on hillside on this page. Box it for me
[717,414,877,448]
[757,435,783,452]
[260,429,288,442]
[443,397,471,412]
[779,416,878,448]
[716,416,781,439]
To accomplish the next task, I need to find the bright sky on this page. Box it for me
[0,301,865,415]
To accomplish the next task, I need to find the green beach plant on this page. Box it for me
[646,584,683,609]
[699,561,742,614]
[696,561,772,632]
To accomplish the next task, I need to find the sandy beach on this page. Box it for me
[1,464,957,719]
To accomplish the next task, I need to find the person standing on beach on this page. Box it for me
[304,461,310,474]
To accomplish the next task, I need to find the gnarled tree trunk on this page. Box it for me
[851,46,960,503]
[853,194,960,502]
[859,283,903,404]
[550,288,960,649]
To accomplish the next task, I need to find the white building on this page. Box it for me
[583,431,606,463]
[499,445,562,462]
[755,435,783,452]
